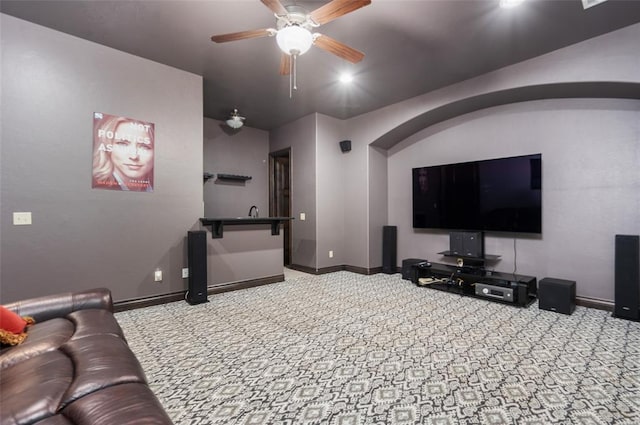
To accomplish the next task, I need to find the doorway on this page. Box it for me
[269,148,292,266]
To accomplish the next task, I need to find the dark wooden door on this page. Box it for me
[270,149,291,265]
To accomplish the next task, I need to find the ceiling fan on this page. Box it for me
[211,0,371,96]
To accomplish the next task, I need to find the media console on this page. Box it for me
[411,261,537,307]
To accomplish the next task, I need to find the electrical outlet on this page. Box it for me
[154,270,163,282]
[13,212,32,225]
[329,250,334,258]
[182,268,189,278]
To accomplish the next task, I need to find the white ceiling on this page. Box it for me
[2,0,640,130]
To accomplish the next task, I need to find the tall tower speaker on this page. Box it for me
[187,230,208,305]
[382,226,397,274]
[614,234,639,321]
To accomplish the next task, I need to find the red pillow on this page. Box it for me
[0,306,34,345]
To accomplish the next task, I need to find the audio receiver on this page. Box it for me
[475,283,515,302]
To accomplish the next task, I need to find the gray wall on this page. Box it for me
[204,226,284,285]
[316,114,347,269]
[0,15,203,303]
[388,99,639,302]
[269,113,317,268]
[340,119,370,269]
[334,22,640,301]
[203,117,269,218]
[202,118,281,284]
[368,146,388,269]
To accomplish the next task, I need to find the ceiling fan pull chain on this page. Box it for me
[289,54,293,98]
[293,53,298,91]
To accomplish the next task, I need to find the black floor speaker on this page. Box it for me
[382,226,397,274]
[187,230,208,305]
[538,277,576,315]
[614,234,639,321]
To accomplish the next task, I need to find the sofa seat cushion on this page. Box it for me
[0,350,73,425]
[62,383,174,425]
[0,318,74,370]
[60,334,148,407]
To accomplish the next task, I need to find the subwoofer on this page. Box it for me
[187,230,208,305]
[402,258,426,281]
[614,234,639,321]
[382,226,397,274]
[539,277,576,315]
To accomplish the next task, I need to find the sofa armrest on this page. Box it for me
[3,288,113,322]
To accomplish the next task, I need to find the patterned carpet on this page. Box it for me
[115,271,640,425]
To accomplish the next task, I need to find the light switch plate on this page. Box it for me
[182,268,189,278]
[154,270,163,282]
[300,212,306,221]
[13,212,32,225]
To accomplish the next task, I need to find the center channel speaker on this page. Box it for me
[614,234,639,321]
[187,230,208,305]
[382,226,397,274]
[449,231,484,258]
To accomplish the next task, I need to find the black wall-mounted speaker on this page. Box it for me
[187,230,208,305]
[339,140,352,153]
[539,277,576,315]
[614,234,639,321]
[382,226,397,274]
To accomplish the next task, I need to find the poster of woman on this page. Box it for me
[92,112,155,192]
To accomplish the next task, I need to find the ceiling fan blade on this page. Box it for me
[280,53,291,75]
[261,0,288,16]
[309,0,371,25]
[211,28,273,43]
[313,34,365,64]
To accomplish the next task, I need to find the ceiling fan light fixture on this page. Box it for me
[226,109,244,129]
[276,25,313,55]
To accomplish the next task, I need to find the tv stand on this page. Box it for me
[412,262,536,307]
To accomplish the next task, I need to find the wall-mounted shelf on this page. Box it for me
[216,174,252,182]
[200,217,294,239]
[438,251,501,261]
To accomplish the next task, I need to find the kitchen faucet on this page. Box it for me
[248,205,259,218]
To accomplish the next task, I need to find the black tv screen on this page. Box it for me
[412,154,542,233]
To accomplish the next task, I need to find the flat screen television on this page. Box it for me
[412,153,542,233]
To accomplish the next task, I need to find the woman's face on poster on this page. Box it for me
[110,121,154,180]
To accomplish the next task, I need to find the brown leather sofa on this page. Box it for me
[0,288,173,425]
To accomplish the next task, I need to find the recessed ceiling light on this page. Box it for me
[499,0,526,8]
[339,73,354,84]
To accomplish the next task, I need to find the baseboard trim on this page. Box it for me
[576,296,613,312]
[344,265,383,275]
[289,264,383,276]
[114,274,284,312]
[287,264,318,274]
[207,275,284,296]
